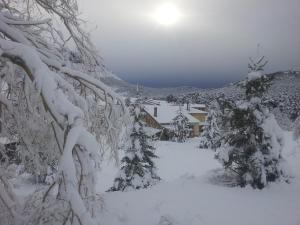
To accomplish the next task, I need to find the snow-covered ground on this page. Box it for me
[10,132,300,225]
[98,133,300,225]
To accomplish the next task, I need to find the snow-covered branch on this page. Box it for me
[0,1,129,224]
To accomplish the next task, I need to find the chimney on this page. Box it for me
[186,102,190,111]
[154,107,158,117]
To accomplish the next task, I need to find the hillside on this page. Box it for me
[102,71,300,130]
[100,73,204,97]
[184,72,300,130]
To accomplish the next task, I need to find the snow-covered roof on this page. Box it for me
[190,103,206,108]
[143,101,206,125]
[0,137,17,145]
[187,108,207,114]
[143,127,161,136]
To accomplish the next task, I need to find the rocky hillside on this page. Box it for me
[184,72,300,130]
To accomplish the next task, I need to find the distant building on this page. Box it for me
[142,100,207,138]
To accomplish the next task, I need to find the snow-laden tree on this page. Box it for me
[199,102,221,150]
[247,56,268,77]
[172,107,189,143]
[109,103,160,191]
[216,56,289,189]
[0,67,61,181]
[293,116,300,141]
[0,1,128,224]
[245,56,271,99]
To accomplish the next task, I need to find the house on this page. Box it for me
[142,100,207,138]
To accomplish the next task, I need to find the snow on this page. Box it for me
[96,134,300,225]
[0,39,84,126]
[262,113,284,158]
[0,137,13,145]
[102,69,123,81]
[247,71,263,81]
[153,140,220,181]
[143,127,161,136]
[10,133,300,225]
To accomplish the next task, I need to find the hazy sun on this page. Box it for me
[152,3,182,26]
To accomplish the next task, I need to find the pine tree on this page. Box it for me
[216,56,289,189]
[199,103,221,150]
[125,97,131,107]
[109,103,160,191]
[172,107,190,143]
[166,94,177,103]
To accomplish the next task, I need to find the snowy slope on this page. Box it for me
[97,135,300,225]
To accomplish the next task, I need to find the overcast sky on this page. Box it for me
[78,0,300,88]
